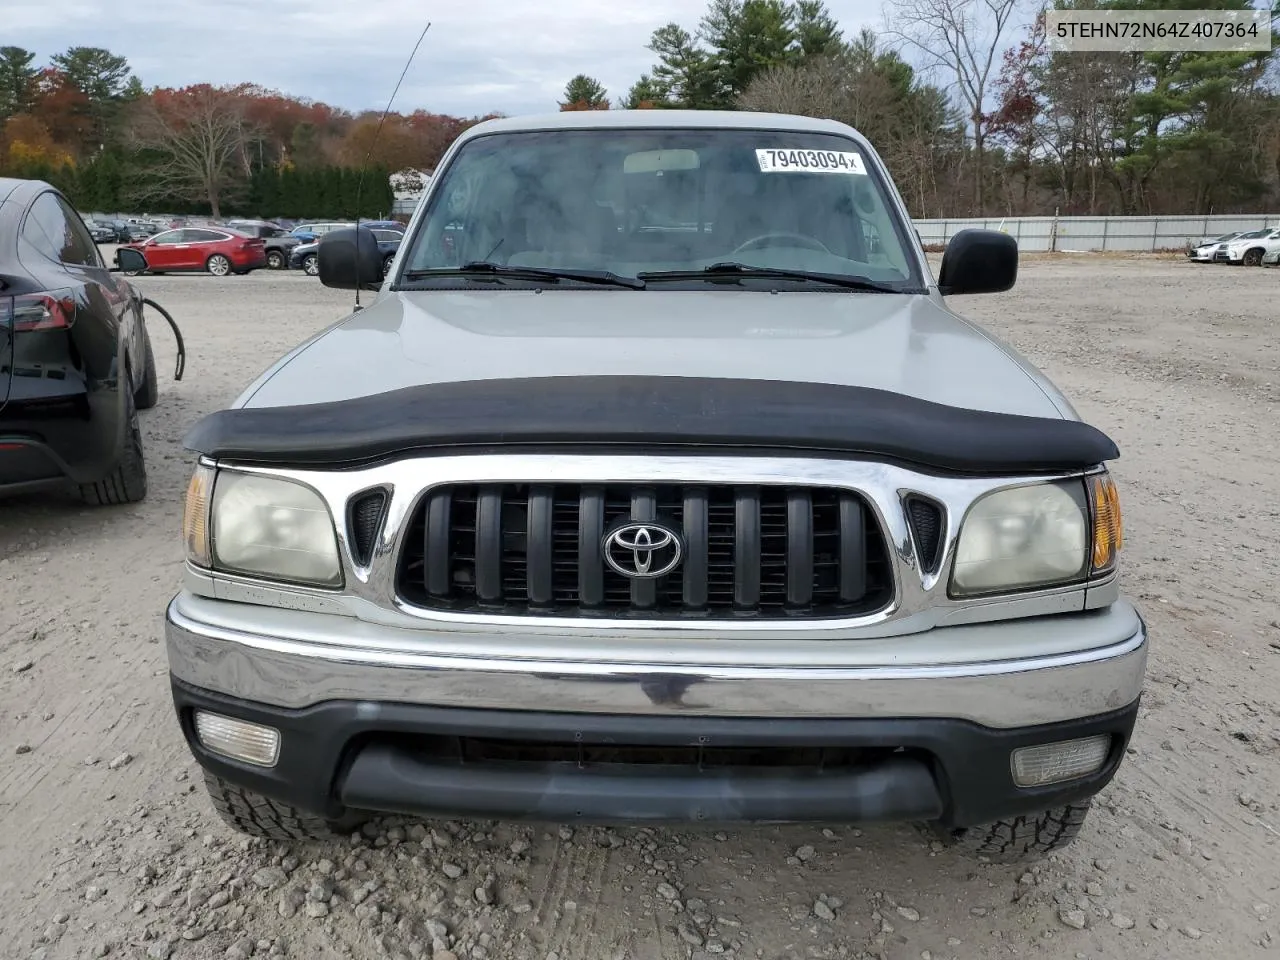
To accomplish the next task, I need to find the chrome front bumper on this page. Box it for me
[166,591,1147,730]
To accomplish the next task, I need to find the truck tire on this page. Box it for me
[78,386,147,505]
[202,772,366,840]
[135,330,159,410]
[932,800,1093,862]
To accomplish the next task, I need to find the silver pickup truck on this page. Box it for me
[166,110,1144,862]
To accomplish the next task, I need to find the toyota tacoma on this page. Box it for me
[166,111,1143,861]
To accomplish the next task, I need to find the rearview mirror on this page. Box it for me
[937,229,1017,296]
[624,149,700,174]
[113,248,148,273]
[318,227,384,291]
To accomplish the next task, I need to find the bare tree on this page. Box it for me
[883,0,1020,212]
[129,85,254,218]
[739,54,850,117]
[740,36,963,218]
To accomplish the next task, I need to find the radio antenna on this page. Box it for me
[352,19,432,310]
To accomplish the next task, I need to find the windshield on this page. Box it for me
[400,128,923,291]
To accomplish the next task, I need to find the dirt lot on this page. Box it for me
[2,256,1278,960]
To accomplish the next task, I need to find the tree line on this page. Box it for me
[4,0,1279,221]
[561,0,1280,217]
[0,47,496,218]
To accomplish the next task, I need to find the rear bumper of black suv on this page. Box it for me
[170,677,1140,828]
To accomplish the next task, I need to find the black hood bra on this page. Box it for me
[184,375,1119,474]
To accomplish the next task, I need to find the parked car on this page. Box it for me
[167,111,1141,862]
[126,218,163,237]
[1,177,160,503]
[287,240,320,275]
[1186,231,1242,262]
[100,219,132,242]
[225,219,303,270]
[289,221,355,244]
[294,229,402,277]
[1215,227,1280,265]
[84,220,117,244]
[118,226,268,276]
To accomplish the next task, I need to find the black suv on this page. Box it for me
[225,220,300,270]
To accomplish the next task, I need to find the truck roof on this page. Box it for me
[459,109,864,142]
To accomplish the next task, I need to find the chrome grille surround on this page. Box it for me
[186,452,1119,636]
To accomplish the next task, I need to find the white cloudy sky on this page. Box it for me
[8,0,899,117]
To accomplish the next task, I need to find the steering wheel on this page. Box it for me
[732,232,832,255]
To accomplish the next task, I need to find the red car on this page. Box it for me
[117,226,267,276]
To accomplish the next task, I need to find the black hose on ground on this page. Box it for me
[140,297,186,381]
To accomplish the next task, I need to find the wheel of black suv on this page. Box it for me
[266,249,285,270]
[929,800,1093,862]
[302,253,319,276]
[135,329,159,410]
[203,772,367,841]
[78,384,147,505]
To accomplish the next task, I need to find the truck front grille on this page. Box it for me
[395,483,893,619]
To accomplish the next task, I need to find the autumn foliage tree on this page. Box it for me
[0,45,495,217]
[3,114,74,168]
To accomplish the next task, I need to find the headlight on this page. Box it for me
[183,465,342,587]
[950,480,1089,597]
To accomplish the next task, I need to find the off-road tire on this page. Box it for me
[78,386,147,505]
[266,249,285,270]
[1243,248,1264,266]
[135,330,159,410]
[932,800,1093,862]
[206,254,232,276]
[203,771,365,840]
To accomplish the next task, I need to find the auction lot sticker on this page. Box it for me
[756,148,867,174]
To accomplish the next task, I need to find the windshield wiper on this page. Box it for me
[639,262,900,293]
[403,261,645,289]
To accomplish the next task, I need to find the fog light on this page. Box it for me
[1011,735,1110,787]
[194,711,281,767]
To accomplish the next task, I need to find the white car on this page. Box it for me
[1187,231,1241,262]
[1216,227,1280,266]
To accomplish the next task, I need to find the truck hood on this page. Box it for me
[240,290,1071,419]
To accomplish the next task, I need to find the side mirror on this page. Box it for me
[318,227,384,291]
[936,228,1017,296]
[112,248,148,273]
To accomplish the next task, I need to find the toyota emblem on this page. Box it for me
[602,521,684,579]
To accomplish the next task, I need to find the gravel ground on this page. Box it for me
[2,255,1279,960]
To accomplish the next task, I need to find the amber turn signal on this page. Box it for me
[183,464,215,568]
[1088,473,1123,573]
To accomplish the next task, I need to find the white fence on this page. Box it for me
[913,214,1280,252]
